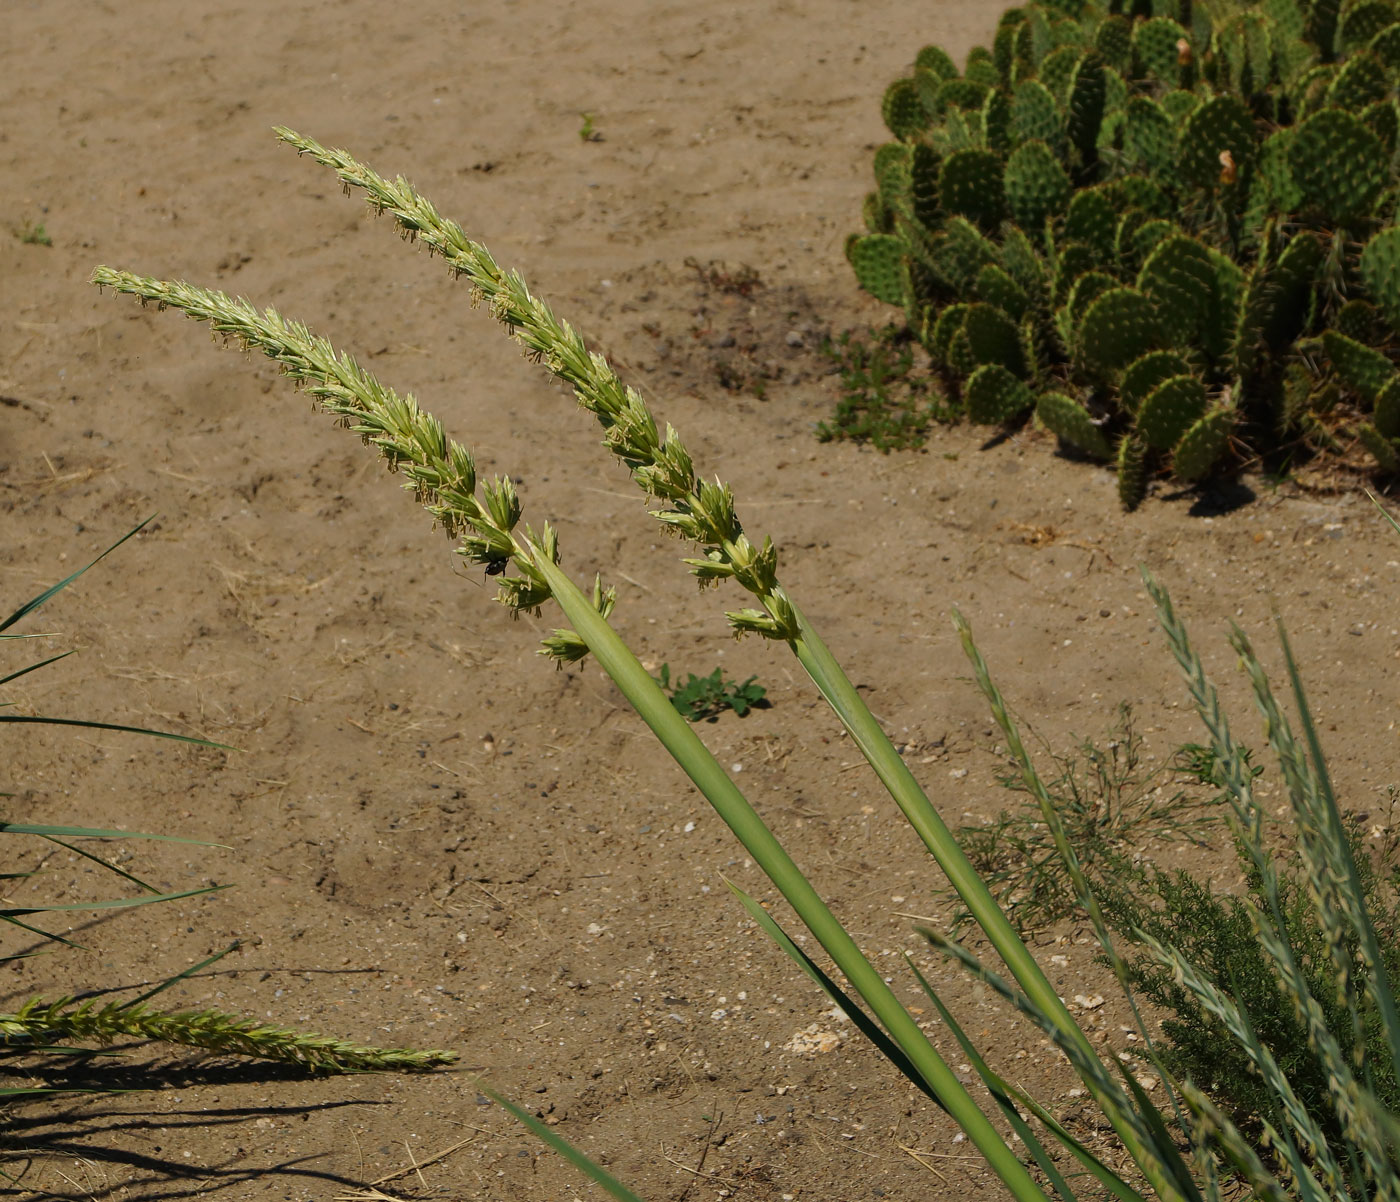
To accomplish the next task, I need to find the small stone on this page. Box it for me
[784,330,804,348]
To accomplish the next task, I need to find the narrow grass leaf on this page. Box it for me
[119,943,239,1010]
[0,517,155,634]
[0,716,232,750]
[723,876,945,1111]
[477,1082,647,1202]
[0,650,75,687]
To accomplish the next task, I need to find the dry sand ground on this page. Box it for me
[3,1,1399,1199]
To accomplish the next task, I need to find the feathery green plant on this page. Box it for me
[654,663,767,722]
[947,703,1218,933]
[92,127,1400,1201]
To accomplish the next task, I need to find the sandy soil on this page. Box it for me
[4,1,1399,1199]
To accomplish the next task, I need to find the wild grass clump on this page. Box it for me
[93,126,1400,1201]
[946,703,1219,932]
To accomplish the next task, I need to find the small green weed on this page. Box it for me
[655,664,766,722]
[815,325,948,451]
[578,112,601,142]
[14,220,51,247]
[943,704,1218,933]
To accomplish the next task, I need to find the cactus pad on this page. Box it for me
[1004,140,1071,231]
[1289,109,1387,224]
[1172,404,1235,482]
[1010,78,1064,147]
[1361,226,1400,334]
[1121,350,1193,413]
[940,148,1007,230]
[915,44,959,80]
[929,304,971,365]
[849,235,907,306]
[1122,96,1176,177]
[1376,375,1400,439]
[1137,374,1208,448]
[1133,17,1191,86]
[964,362,1034,423]
[1339,0,1398,52]
[1066,52,1106,166]
[975,263,1030,319]
[1064,186,1119,260]
[1037,391,1112,458]
[1358,423,1400,471]
[882,78,928,141]
[1323,329,1396,403]
[964,302,1028,375]
[1328,52,1389,112]
[1116,434,1149,510]
[1077,287,1161,377]
[1137,234,1218,349]
[1176,95,1258,190]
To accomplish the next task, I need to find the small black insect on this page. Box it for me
[484,556,510,577]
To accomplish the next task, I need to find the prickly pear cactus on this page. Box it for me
[847,0,1400,500]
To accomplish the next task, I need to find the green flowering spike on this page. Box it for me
[1123,96,1176,177]
[1340,1,1398,51]
[1172,404,1235,482]
[1328,51,1389,111]
[964,302,1027,375]
[975,263,1029,319]
[1064,187,1118,261]
[1369,21,1400,69]
[1133,17,1191,86]
[999,223,1049,293]
[1116,433,1149,510]
[916,43,959,80]
[1361,225,1400,333]
[1363,99,1399,156]
[1323,329,1397,403]
[1003,140,1071,232]
[1122,349,1193,413]
[940,148,1007,230]
[1375,375,1400,438]
[1010,79,1064,148]
[1233,231,1322,378]
[1077,287,1161,378]
[1066,52,1106,168]
[1037,391,1111,458]
[1137,234,1217,348]
[964,362,1034,423]
[1337,299,1383,344]
[849,235,906,306]
[1051,240,1100,306]
[1094,13,1133,72]
[982,89,1013,155]
[1290,109,1387,225]
[1038,44,1083,101]
[929,303,971,366]
[882,78,927,141]
[1176,95,1258,191]
[908,143,941,226]
[1359,422,1400,470]
[1137,374,1208,449]
[965,46,1001,89]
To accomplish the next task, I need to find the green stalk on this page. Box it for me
[527,545,1054,1202]
[784,599,1192,1202]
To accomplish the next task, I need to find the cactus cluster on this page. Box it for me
[847,0,1400,507]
